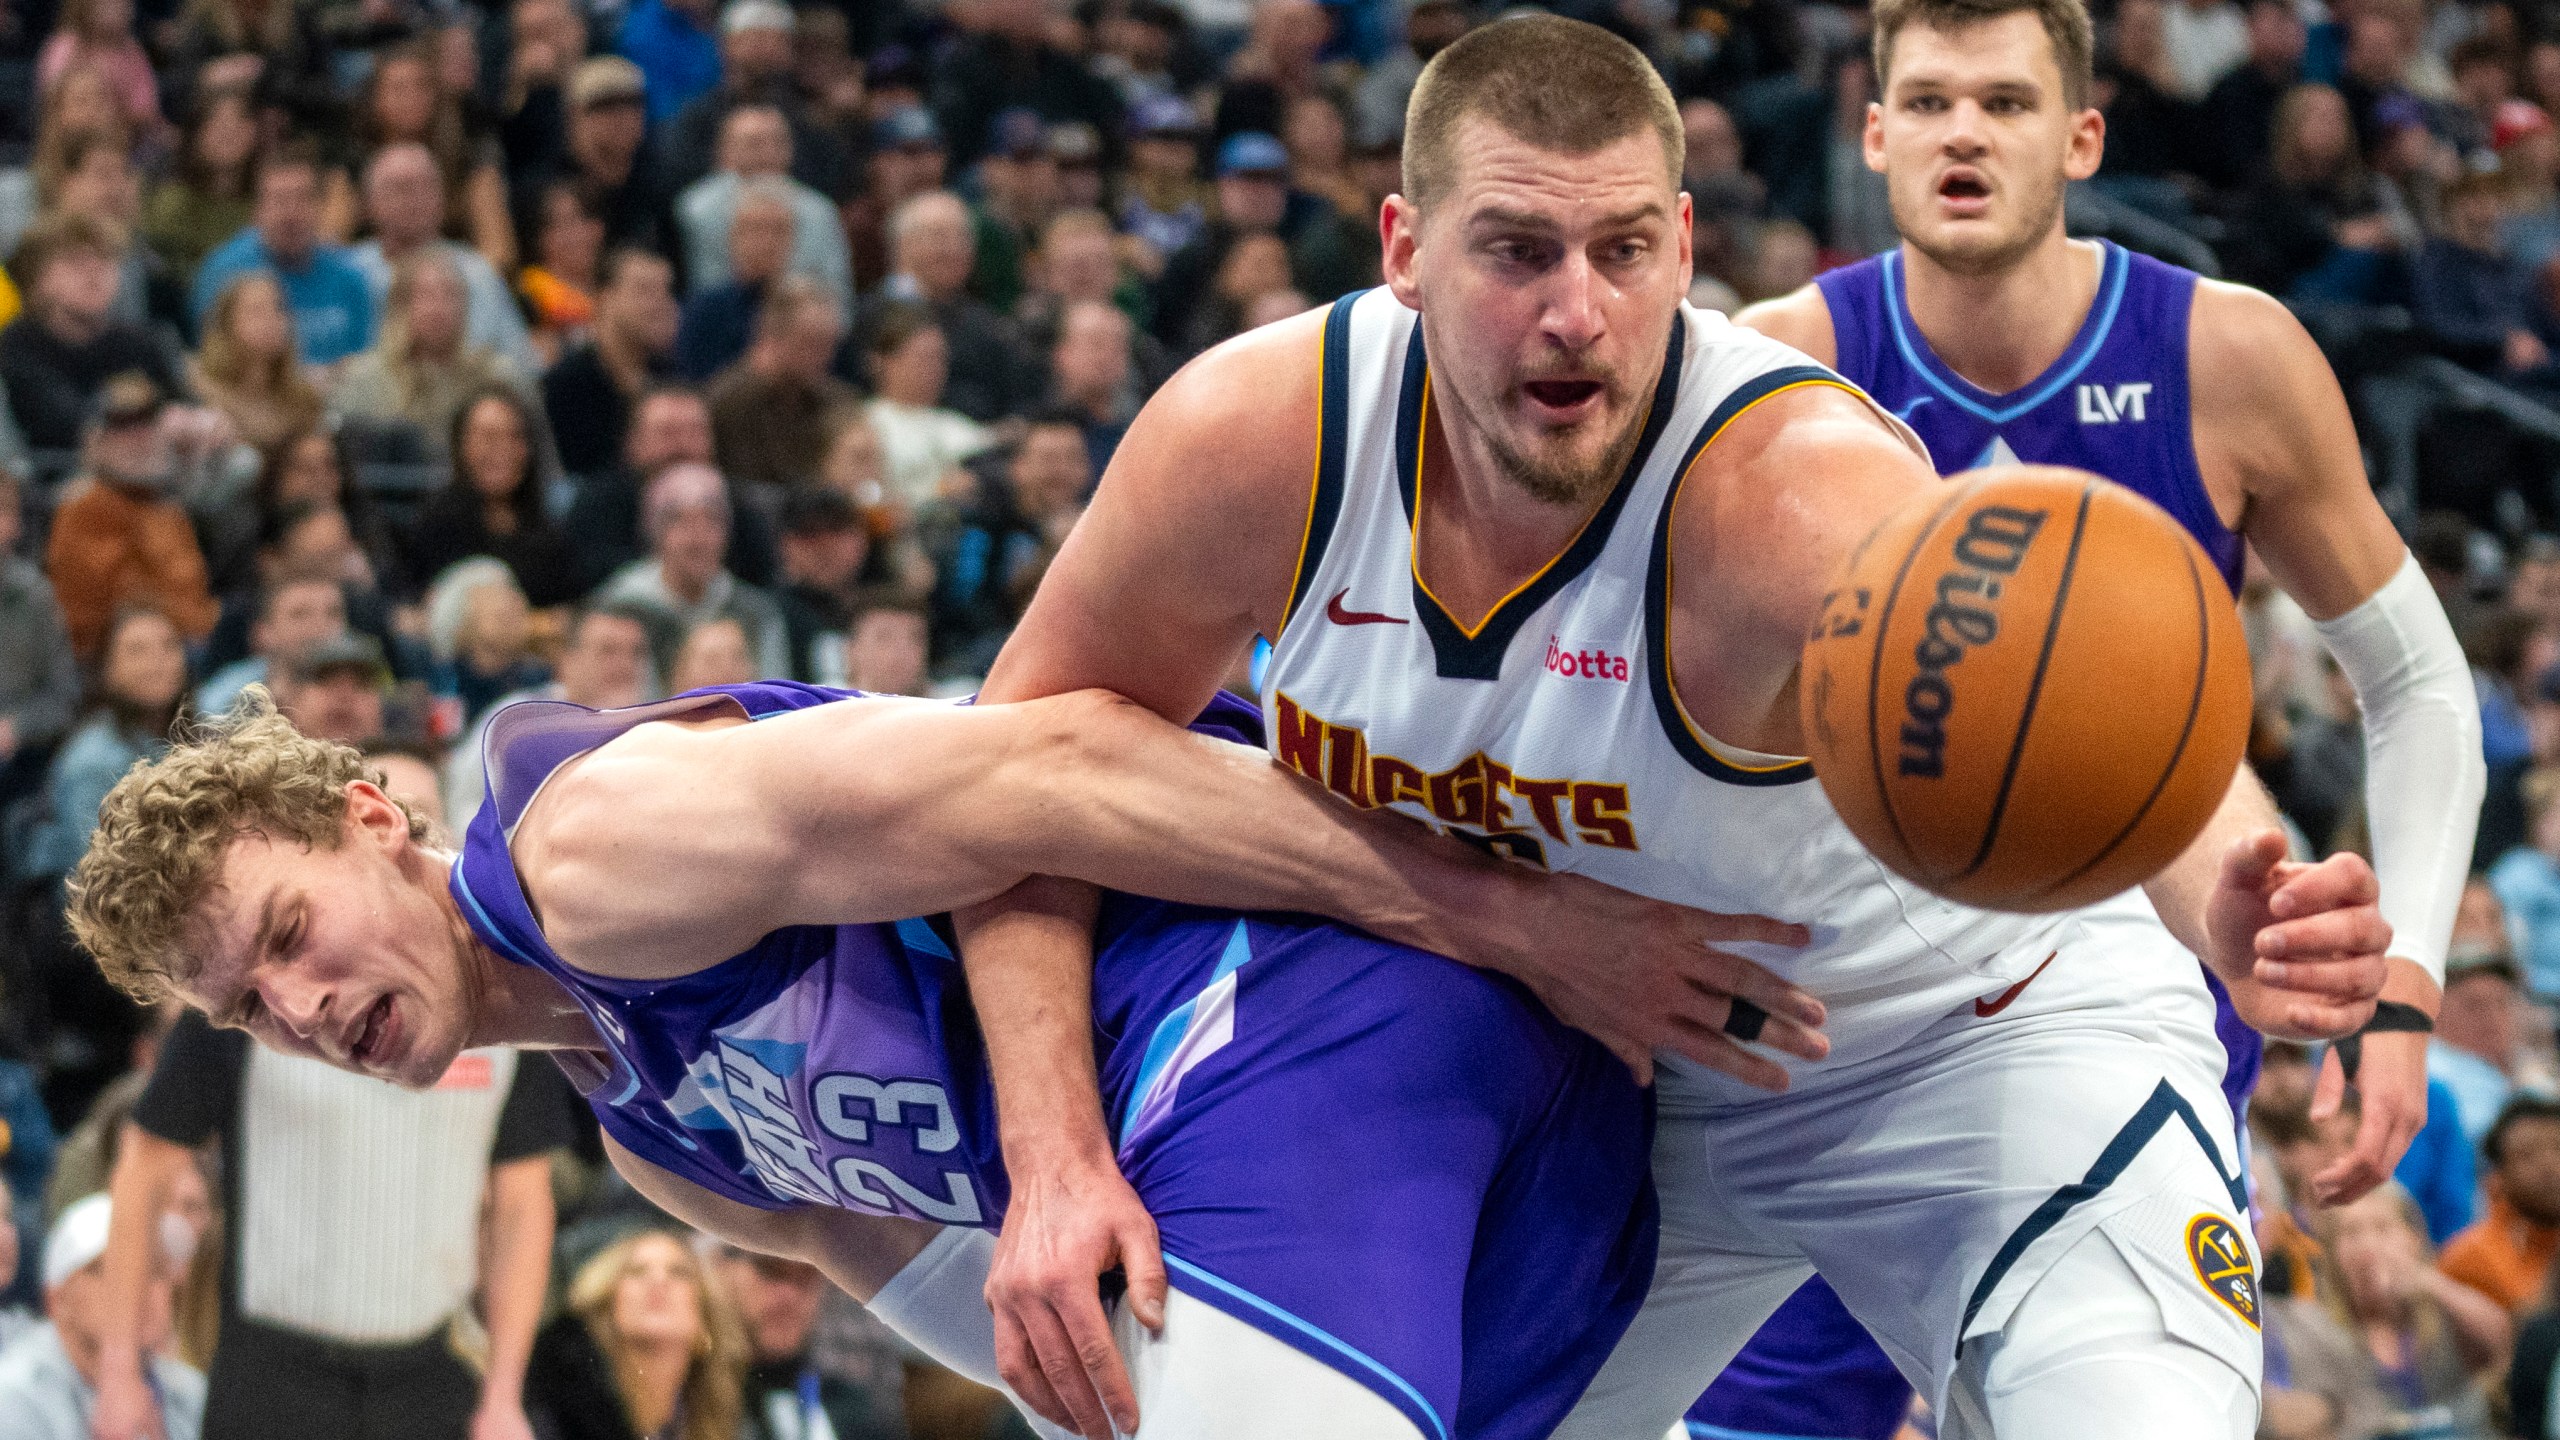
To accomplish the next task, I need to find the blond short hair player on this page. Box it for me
[956,13,2396,1440]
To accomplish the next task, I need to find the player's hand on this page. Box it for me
[1500,873,1824,1089]
[88,1362,165,1440]
[2206,831,2388,1040]
[2309,956,2442,1207]
[985,1152,1164,1439]
[468,1397,537,1440]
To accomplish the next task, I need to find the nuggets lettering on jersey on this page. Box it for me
[1272,691,1636,864]
[1265,289,2108,1101]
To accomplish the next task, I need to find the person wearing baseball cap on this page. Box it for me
[1151,132,1302,348]
[1123,96,1210,259]
[2496,98,2560,271]
[663,0,851,200]
[0,1193,204,1440]
[533,57,679,257]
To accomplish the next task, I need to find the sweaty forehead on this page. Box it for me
[1443,120,1675,222]
[1887,13,2064,92]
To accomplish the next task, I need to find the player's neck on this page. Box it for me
[1422,399,1618,619]
[1898,232,2102,396]
[429,853,610,1053]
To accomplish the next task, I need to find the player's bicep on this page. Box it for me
[983,316,1323,716]
[2193,282,2403,617]
[1710,384,1942,640]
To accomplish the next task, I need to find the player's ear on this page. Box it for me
[1862,102,1887,174]
[2065,104,2105,182]
[1674,191,1695,286]
[342,779,411,851]
[1382,193,1424,308]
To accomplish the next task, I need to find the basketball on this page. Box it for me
[1798,467,2253,913]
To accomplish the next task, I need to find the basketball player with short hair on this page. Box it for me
[1712,0,2482,1430]
[958,13,2394,1440]
[68,683,1736,1439]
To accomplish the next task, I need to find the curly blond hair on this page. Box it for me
[66,687,432,1004]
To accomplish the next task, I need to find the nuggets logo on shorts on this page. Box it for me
[2185,1213,2258,1328]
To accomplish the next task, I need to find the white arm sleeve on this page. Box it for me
[2310,552,2483,984]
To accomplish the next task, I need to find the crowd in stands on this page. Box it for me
[4,0,2560,1433]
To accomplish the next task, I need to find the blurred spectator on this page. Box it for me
[525,1228,747,1440]
[1049,299,1142,470]
[2198,0,2304,188]
[710,275,856,491]
[544,246,680,478]
[98,1007,568,1440]
[2430,952,2548,1148]
[442,601,657,833]
[1018,210,1172,390]
[38,0,161,144]
[351,143,543,379]
[717,1245,905,1440]
[1156,131,1294,352]
[2227,84,2412,301]
[2261,651,2367,854]
[563,384,777,590]
[188,272,324,452]
[674,182,794,381]
[496,0,586,186]
[0,470,80,809]
[522,58,675,260]
[517,180,607,366]
[426,560,547,728]
[846,106,949,294]
[926,410,1091,672]
[664,0,847,198]
[229,429,401,602]
[928,0,1123,171]
[43,376,221,659]
[1185,229,1296,350]
[593,461,789,678]
[45,128,182,334]
[192,569,345,713]
[774,484,865,683]
[336,40,518,273]
[619,0,722,126]
[861,190,1034,422]
[1350,0,1468,158]
[668,613,756,689]
[0,66,135,262]
[0,1194,203,1440]
[1119,94,1210,262]
[0,1176,27,1350]
[333,251,536,463]
[677,108,853,305]
[0,213,183,453]
[2415,167,2551,377]
[2500,103,2560,275]
[968,108,1065,316]
[2493,767,2560,998]
[2264,1185,2506,1440]
[18,605,184,881]
[270,631,389,746]
[141,87,261,280]
[841,589,930,696]
[191,149,377,367]
[402,385,583,606]
[198,498,396,685]
[2161,0,2251,102]
[862,301,994,514]
[2442,1093,2560,1313]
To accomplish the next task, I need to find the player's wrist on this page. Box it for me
[2378,955,2441,1018]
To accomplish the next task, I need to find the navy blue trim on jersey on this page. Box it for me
[1880,244,2130,425]
[1958,1078,2249,1335]
[1640,367,1838,787]
[1393,314,1688,681]
[1281,296,1360,630]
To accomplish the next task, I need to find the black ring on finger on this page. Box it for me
[1724,997,1769,1043]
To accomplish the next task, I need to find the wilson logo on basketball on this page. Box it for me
[1543,637,1631,682]
[1897,505,2046,780]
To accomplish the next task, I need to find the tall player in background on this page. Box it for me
[1717,0,2484,1434]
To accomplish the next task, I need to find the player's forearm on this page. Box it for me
[952,878,1115,1172]
[1007,691,1532,975]
[96,1123,190,1377]
[477,1157,555,1409]
[2143,765,2283,972]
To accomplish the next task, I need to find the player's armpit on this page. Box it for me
[599,1132,939,1301]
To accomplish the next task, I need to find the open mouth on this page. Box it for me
[352,995,393,1069]
[1939,170,1991,207]
[1522,378,1606,415]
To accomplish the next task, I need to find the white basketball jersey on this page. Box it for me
[1259,287,2152,1106]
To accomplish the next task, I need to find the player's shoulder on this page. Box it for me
[1730,284,1838,367]
[2183,279,2340,427]
[1117,303,1329,493]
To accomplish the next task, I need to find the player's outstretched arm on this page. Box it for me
[2191,281,2479,1203]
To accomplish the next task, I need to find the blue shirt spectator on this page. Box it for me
[190,155,375,366]
[2493,842,2560,1001]
[620,0,723,123]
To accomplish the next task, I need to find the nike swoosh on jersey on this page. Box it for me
[1325,588,1408,627]
[1973,952,2058,1018]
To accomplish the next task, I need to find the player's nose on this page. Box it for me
[1543,252,1607,350]
[266,975,333,1047]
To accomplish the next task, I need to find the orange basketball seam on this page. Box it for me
[1954,479,2097,884]
[1864,481,1981,876]
[2027,529,2219,905]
